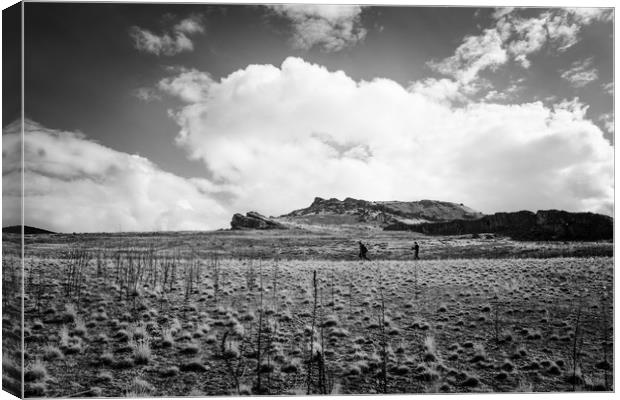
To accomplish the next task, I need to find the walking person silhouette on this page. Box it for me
[412,241,420,260]
[358,241,370,261]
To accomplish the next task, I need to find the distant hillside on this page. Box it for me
[228,197,612,241]
[230,197,483,230]
[278,197,483,228]
[385,210,613,241]
[2,225,56,234]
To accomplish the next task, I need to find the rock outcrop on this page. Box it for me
[385,210,612,241]
[230,197,611,240]
[281,197,483,227]
[230,212,288,230]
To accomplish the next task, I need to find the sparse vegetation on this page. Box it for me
[13,232,613,396]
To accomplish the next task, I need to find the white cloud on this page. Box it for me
[569,8,613,24]
[158,68,214,103]
[544,12,582,52]
[129,27,193,56]
[560,58,599,87]
[2,120,230,232]
[553,97,589,118]
[174,15,205,35]
[483,90,508,102]
[267,4,366,51]
[132,87,162,102]
[602,81,614,95]
[485,81,525,102]
[492,7,514,20]
[166,58,613,219]
[504,15,548,68]
[599,112,614,134]
[430,8,611,84]
[407,78,465,104]
[428,28,507,85]
[2,120,23,229]
[130,16,205,56]
[504,8,611,58]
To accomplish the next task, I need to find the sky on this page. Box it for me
[1,2,615,232]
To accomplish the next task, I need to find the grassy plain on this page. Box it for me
[3,229,613,396]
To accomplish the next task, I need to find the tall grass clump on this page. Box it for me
[125,377,154,397]
[130,338,152,364]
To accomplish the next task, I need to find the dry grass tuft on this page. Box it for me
[125,377,154,397]
[130,338,152,364]
[25,358,48,382]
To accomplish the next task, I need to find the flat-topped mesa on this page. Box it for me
[230,212,288,230]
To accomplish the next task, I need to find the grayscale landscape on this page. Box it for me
[1,3,614,398]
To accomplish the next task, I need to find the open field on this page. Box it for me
[9,229,613,260]
[2,249,23,397]
[3,231,614,396]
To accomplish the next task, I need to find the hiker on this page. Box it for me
[358,241,370,261]
[412,241,420,260]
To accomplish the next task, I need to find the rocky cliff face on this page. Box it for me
[230,212,288,230]
[281,196,483,227]
[385,210,612,241]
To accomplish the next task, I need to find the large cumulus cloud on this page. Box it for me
[5,58,612,233]
[2,120,230,232]
[165,57,613,218]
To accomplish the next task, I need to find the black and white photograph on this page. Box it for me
[1,1,615,397]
